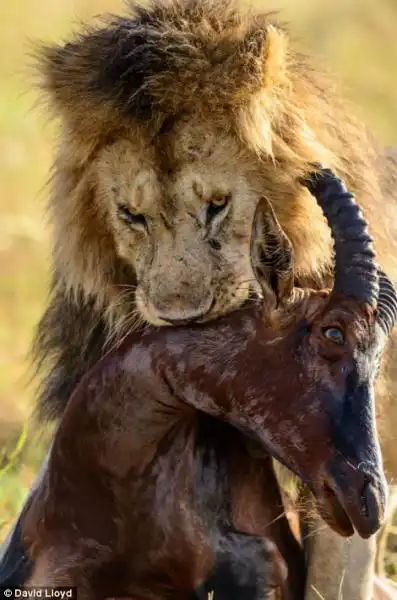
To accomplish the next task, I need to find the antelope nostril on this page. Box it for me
[360,479,382,521]
[360,478,371,518]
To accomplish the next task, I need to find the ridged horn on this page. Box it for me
[377,269,397,335]
[302,167,379,307]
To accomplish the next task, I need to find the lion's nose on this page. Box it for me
[152,292,214,324]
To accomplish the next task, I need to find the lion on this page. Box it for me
[2,0,397,598]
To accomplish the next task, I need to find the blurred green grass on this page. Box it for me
[0,0,396,579]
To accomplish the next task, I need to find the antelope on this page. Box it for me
[22,169,397,600]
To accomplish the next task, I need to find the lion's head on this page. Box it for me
[37,0,381,330]
[92,118,269,326]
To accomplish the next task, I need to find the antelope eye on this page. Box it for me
[206,194,231,224]
[117,205,148,231]
[322,327,345,345]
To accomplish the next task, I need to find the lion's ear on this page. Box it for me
[250,197,294,309]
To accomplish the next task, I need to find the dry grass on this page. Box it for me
[0,0,396,582]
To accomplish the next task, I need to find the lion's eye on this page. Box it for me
[322,327,345,345]
[206,194,231,225]
[117,205,148,231]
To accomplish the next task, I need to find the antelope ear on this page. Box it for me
[250,197,294,309]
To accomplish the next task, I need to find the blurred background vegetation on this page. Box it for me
[0,0,396,581]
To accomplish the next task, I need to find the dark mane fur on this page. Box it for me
[33,280,110,420]
[39,0,278,125]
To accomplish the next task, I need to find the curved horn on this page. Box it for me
[377,270,397,335]
[302,168,379,307]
